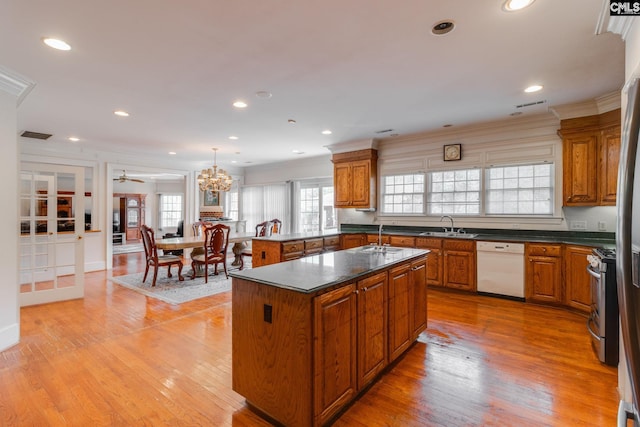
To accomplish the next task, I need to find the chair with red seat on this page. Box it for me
[140,224,184,287]
[191,223,231,281]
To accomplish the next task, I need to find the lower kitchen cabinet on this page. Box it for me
[388,263,413,362]
[564,245,593,314]
[525,243,563,305]
[443,239,476,291]
[410,258,428,338]
[341,233,366,249]
[416,237,443,287]
[314,284,358,426]
[356,272,388,389]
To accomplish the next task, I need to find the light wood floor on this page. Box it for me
[0,253,619,426]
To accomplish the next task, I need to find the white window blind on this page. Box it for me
[241,184,290,233]
[381,174,425,214]
[427,169,480,215]
[485,163,553,215]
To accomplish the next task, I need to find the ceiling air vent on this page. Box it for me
[21,130,52,140]
[515,100,547,109]
[375,129,394,134]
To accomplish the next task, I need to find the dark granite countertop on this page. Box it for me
[253,229,340,242]
[339,224,615,249]
[230,247,429,293]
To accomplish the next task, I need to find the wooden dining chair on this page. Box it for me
[191,223,231,281]
[140,224,184,287]
[239,219,281,270]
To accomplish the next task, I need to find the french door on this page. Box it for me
[19,163,85,307]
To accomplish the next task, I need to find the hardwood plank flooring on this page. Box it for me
[0,253,619,426]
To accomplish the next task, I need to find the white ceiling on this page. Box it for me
[2,0,625,171]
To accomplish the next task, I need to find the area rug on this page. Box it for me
[109,268,232,304]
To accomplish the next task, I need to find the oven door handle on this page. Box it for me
[587,314,602,342]
[586,266,601,280]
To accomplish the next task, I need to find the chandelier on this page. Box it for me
[197,148,233,192]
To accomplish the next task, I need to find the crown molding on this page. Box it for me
[549,91,621,120]
[325,138,379,154]
[0,66,35,106]
[596,1,635,40]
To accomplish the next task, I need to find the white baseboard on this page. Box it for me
[85,261,106,272]
[0,322,20,352]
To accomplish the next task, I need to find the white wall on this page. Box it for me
[339,111,617,232]
[243,154,333,185]
[0,86,19,351]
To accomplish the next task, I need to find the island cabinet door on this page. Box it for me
[357,272,388,390]
[388,263,412,363]
[410,258,428,339]
[314,284,357,426]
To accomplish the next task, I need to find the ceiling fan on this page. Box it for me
[114,170,145,183]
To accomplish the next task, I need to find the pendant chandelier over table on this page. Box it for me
[197,148,233,192]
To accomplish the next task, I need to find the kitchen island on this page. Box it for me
[230,246,429,427]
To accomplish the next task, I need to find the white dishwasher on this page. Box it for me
[476,241,525,299]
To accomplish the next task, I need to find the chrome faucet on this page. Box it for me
[440,215,454,232]
[378,224,384,246]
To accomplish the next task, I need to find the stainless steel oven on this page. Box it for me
[586,248,618,366]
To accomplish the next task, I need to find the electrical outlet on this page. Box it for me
[598,221,607,231]
[570,221,587,230]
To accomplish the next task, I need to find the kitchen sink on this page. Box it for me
[418,231,478,239]
[358,246,404,253]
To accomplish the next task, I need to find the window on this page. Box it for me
[381,174,424,214]
[159,194,183,228]
[241,184,290,233]
[226,185,239,220]
[427,169,480,215]
[486,163,553,215]
[298,182,336,233]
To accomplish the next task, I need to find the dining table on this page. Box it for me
[156,231,255,268]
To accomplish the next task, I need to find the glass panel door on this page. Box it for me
[19,164,85,307]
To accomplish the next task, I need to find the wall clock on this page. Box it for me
[444,144,462,161]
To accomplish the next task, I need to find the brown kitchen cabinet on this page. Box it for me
[389,235,416,247]
[356,272,388,389]
[388,255,428,362]
[341,233,366,249]
[525,243,563,305]
[416,237,443,287]
[443,239,476,292]
[332,149,377,209]
[366,233,390,245]
[314,284,358,426]
[323,235,341,252]
[559,109,621,206]
[388,263,412,363]
[563,245,593,314]
[252,234,342,267]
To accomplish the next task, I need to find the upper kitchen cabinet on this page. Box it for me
[332,149,377,209]
[559,109,621,206]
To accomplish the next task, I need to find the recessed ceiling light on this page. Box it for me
[292,150,304,154]
[229,136,239,140]
[231,160,237,164]
[168,151,177,155]
[442,124,453,128]
[431,20,455,36]
[43,37,71,51]
[510,111,523,116]
[114,110,130,117]
[502,0,535,12]
[233,100,248,108]
[288,119,297,124]
[524,84,543,93]
[321,130,332,135]
[68,137,80,142]
[255,91,272,99]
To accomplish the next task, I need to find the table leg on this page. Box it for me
[231,242,246,267]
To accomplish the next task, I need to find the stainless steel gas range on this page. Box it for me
[586,248,618,366]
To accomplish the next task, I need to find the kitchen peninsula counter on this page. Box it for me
[231,247,429,426]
